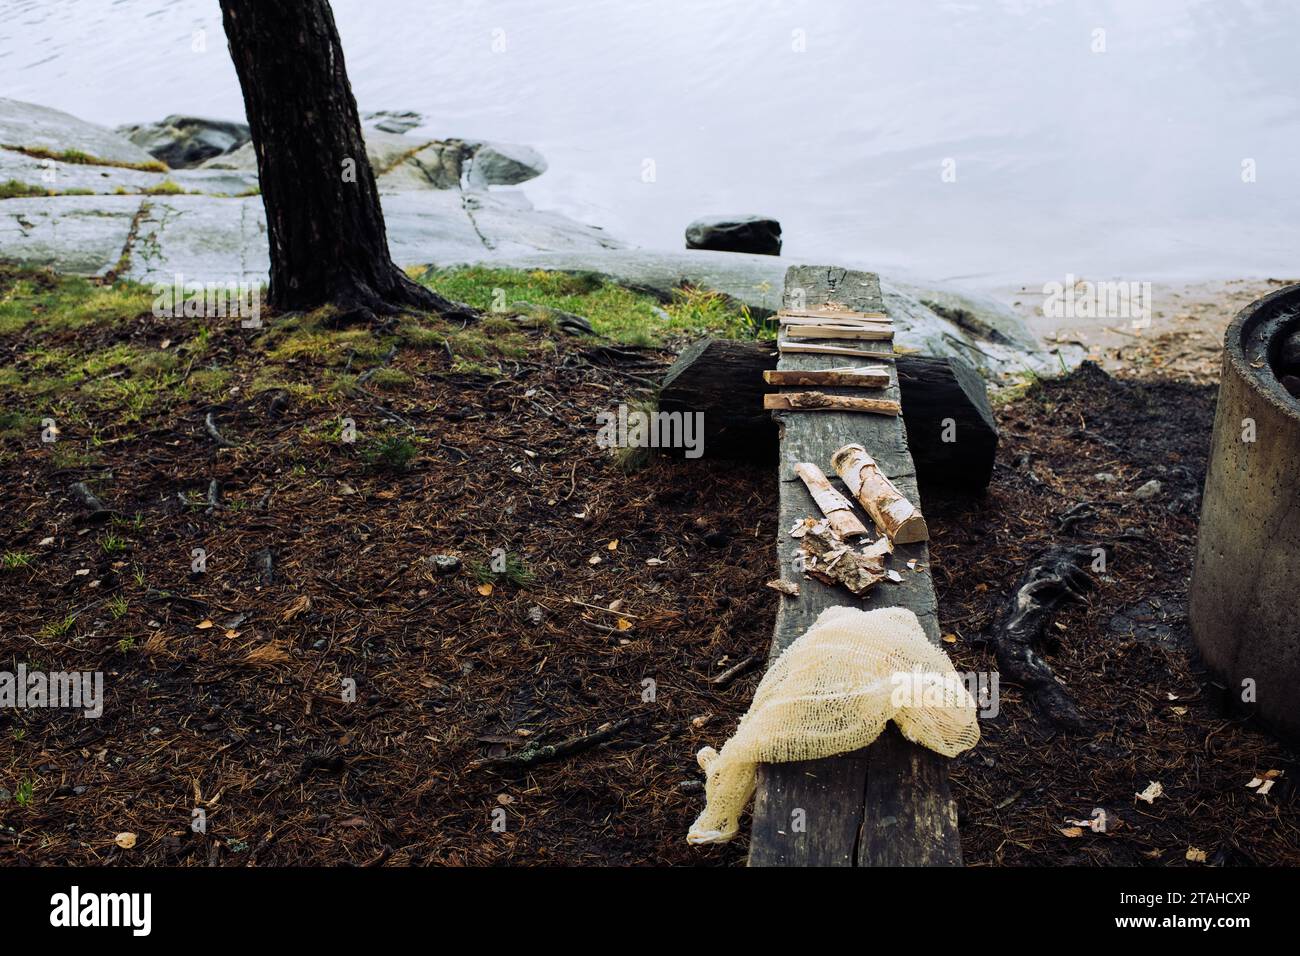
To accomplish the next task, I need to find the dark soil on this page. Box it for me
[935,363,1299,866]
[2,309,1296,865]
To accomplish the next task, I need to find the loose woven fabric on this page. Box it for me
[687,605,981,845]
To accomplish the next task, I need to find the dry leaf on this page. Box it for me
[224,629,240,639]
[477,582,494,596]
[1059,826,1084,838]
[1135,781,1164,804]
[615,618,632,631]
[114,832,137,849]
[607,539,619,551]
[766,578,800,597]
[1186,846,1208,863]
[942,633,958,644]
[196,619,214,630]
[587,555,601,565]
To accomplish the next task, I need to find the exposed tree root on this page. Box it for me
[986,545,1096,732]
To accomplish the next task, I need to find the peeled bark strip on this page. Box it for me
[831,443,928,543]
[777,341,897,359]
[783,325,894,341]
[793,463,869,539]
[763,368,890,388]
[790,517,891,596]
[779,308,888,321]
[779,315,892,328]
[764,392,901,416]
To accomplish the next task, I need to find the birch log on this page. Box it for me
[793,463,869,539]
[831,442,929,543]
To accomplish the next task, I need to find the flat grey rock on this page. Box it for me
[0,194,142,276]
[0,97,158,167]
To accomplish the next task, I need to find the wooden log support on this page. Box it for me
[793,464,869,539]
[658,340,997,494]
[750,264,961,868]
[763,391,901,416]
[832,443,929,544]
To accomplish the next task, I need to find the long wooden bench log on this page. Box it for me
[659,339,998,494]
[748,265,961,867]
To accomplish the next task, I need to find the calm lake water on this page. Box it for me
[2,0,1298,286]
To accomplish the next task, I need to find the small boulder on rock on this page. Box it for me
[362,110,423,134]
[465,142,548,187]
[685,215,782,256]
[117,115,251,169]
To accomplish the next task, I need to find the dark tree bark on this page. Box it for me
[219,0,468,319]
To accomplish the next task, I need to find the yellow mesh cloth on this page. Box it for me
[687,605,981,845]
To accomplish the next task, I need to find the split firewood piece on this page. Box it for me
[831,443,928,543]
[764,392,901,416]
[782,325,894,341]
[779,314,892,327]
[793,462,869,540]
[763,367,890,388]
[790,517,891,596]
[777,341,897,359]
[779,307,889,322]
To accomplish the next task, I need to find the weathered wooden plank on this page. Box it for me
[748,264,962,868]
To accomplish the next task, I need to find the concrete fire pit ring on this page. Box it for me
[1191,282,1300,744]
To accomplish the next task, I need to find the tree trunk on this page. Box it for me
[219,0,467,319]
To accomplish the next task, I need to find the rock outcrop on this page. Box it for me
[116,115,251,168]
[0,97,160,167]
[0,97,621,286]
[0,97,1066,382]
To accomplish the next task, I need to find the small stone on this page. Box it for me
[685,215,782,256]
[429,554,460,574]
[1133,479,1163,500]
